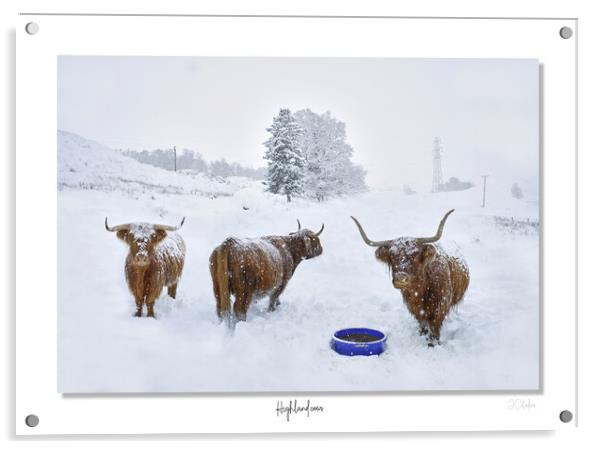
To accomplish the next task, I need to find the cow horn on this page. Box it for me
[415,209,455,244]
[154,217,185,231]
[105,217,130,232]
[315,223,325,236]
[350,216,393,247]
[297,219,301,231]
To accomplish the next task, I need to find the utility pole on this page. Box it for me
[173,145,177,172]
[481,175,489,208]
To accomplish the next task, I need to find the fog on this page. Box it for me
[58,56,539,191]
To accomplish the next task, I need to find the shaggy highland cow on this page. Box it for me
[351,210,469,346]
[210,220,324,325]
[105,217,186,318]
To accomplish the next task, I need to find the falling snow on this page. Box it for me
[58,131,539,393]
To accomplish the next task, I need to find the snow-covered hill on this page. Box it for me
[58,130,249,198]
[57,130,540,393]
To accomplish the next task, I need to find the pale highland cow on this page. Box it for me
[105,217,186,318]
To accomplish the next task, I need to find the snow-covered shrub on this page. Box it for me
[439,176,474,192]
[511,182,524,199]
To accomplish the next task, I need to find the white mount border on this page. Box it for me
[16,15,576,434]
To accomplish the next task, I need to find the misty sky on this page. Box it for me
[58,56,539,190]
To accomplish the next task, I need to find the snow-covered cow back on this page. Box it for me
[210,221,324,325]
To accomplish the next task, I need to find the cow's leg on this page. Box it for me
[216,298,232,323]
[145,289,162,319]
[268,283,287,312]
[268,296,281,312]
[167,282,178,299]
[233,292,251,323]
[145,296,157,318]
[427,318,444,347]
[134,295,144,317]
[143,273,165,318]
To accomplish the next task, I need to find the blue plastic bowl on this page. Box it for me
[331,327,387,356]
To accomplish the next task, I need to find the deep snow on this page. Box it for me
[57,131,539,393]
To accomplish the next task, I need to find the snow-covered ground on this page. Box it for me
[58,130,247,198]
[57,131,539,393]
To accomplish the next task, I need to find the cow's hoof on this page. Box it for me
[134,311,142,318]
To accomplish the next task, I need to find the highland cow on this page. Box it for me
[351,210,469,346]
[210,220,324,325]
[105,217,186,318]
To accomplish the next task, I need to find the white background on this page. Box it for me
[17,14,572,434]
[2,0,600,447]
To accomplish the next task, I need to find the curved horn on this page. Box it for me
[105,217,130,232]
[415,209,455,244]
[154,217,185,231]
[296,219,301,231]
[350,216,393,247]
[314,223,325,236]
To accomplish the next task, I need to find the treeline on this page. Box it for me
[439,176,474,192]
[121,148,266,180]
[264,108,367,202]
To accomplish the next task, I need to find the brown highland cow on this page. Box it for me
[210,220,324,325]
[351,210,469,346]
[105,217,186,318]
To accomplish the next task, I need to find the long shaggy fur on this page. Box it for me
[116,225,186,318]
[209,229,323,325]
[352,211,469,346]
[376,240,469,345]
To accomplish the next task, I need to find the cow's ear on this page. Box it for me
[375,246,391,264]
[153,230,167,242]
[116,229,129,242]
[422,243,438,262]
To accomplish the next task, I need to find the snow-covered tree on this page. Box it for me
[294,109,367,201]
[210,158,234,177]
[511,182,524,199]
[263,108,304,202]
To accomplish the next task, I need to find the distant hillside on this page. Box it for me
[57,130,251,198]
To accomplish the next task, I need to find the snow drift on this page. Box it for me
[57,130,540,393]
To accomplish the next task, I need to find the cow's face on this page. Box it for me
[290,222,324,260]
[376,241,437,291]
[116,225,167,267]
[300,230,323,259]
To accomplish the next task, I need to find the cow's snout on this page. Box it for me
[133,253,150,266]
[393,273,410,289]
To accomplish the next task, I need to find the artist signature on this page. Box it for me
[507,398,536,411]
[275,399,325,422]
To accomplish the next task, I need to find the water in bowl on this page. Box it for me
[336,333,381,343]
